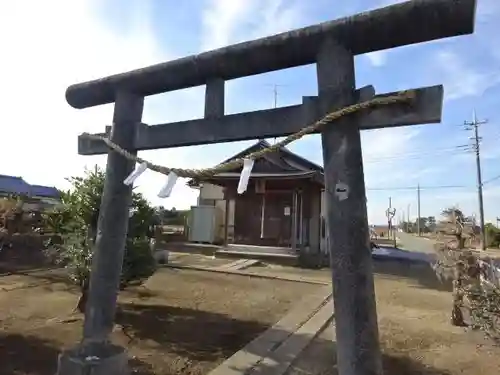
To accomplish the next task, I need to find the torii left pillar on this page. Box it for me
[57,91,143,374]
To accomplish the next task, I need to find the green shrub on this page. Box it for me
[45,166,157,312]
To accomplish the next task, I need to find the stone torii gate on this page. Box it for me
[57,0,476,374]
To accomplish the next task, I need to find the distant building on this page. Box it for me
[0,174,61,211]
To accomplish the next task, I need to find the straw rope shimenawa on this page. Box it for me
[80,90,416,179]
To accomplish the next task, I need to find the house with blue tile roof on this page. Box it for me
[0,174,61,211]
[0,175,60,198]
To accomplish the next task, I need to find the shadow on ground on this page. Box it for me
[0,330,190,375]
[372,255,453,292]
[0,334,158,375]
[248,333,454,375]
[0,262,54,276]
[214,330,457,375]
[116,302,462,375]
[0,286,466,375]
[0,333,60,375]
[116,302,269,362]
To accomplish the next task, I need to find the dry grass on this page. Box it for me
[0,267,318,375]
[286,260,500,375]
[2,257,500,375]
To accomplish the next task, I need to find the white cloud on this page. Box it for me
[376,0,405,7]
[429,185,500,223]
[200,0,305,51]
[0,0,207,210]
[364,51,388,67]
[425,5,500,103]
[477,0,500,19]
[362,127,420,160]
[434,51,500,101]
[362,0,397,67]
[361,126,426,185]
[482,133,500,160]
[0,0,364,213]
[200,0,255,51]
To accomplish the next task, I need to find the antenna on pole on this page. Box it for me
[264,83,289,144]
[272,84,280,145]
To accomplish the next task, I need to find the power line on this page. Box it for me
[364,133,500,164]
[483,173,500,185]
[365,130,500,162]
[367,144,469,158]
[366,185,469,191]
[363,130,500,164]
[363,147,469,164]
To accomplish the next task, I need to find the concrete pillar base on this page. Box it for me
[56,342,129,375]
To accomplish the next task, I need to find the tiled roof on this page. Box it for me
[30,185,61,199]
[0,175,32,195]
[187,139,325,187]
[222,139,324,173]
[0,175,60,198]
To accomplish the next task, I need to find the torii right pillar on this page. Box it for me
[317,39,383,375]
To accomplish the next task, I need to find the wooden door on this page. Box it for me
[233,193,262,245]
[262,192,293,247]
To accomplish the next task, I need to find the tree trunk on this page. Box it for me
[451,260,467,327]
[455,233,466,249]
[451,279,466,326]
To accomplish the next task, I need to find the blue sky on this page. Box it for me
[1,0,499,224]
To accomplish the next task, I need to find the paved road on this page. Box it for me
[397,232,437,254]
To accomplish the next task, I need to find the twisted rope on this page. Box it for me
[80,90,416,179]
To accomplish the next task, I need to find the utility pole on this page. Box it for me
[388,197,392,239]
[273,85,278,144]
[272,84,279,108]
[407,204,410,233]
[464,110,487,250]
[386,197,395,240]
[417,184,421,236]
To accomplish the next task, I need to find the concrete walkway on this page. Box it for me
[208,286,333,375]
[213,259,261,271]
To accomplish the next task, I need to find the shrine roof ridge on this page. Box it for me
[65,0,476,109]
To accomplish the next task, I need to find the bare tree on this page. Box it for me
[433,207,500,342]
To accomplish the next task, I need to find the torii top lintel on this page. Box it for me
[66,0,476,109]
